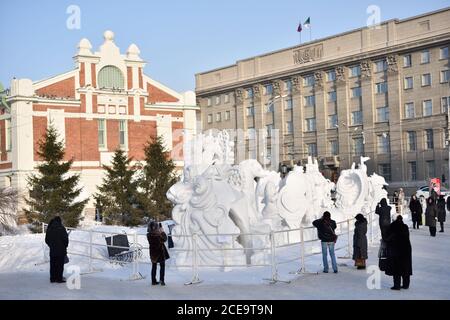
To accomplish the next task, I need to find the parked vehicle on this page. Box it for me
[415,186,450,200]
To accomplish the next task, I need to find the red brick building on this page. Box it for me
[0,31,198,221]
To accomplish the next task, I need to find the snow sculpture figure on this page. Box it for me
[334,157,370,219]
[228,159,272,264]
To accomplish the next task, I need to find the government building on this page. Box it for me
[195,8,450,190]
[0,31,198,220]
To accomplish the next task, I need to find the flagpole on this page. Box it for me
[309,25,312,42]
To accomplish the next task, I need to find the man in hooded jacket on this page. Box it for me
[45,216,69,283]
[376,198,392,240]
[384,215,412,290]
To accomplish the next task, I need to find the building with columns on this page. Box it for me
[0,30,198,221]
[196,8,450,189]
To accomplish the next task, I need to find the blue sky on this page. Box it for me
[0,0,448,92]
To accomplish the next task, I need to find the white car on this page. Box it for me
[415,185,450,200]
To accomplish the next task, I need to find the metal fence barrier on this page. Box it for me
[41,210,380,285]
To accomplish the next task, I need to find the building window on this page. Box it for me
[307,143,318,157]
[266,124,274,137]
[378,164,391,182]
[303,75,315,87]
[440,70,450,83]
[327,91,337,103]
[207,98,212,107]
[425,129,434,150]
[327,70,336,82]
[376,106,389,122]
[404,76,413,90]
[426,160,436,178]
[440,46,449,59]
[98,119,106,149]
[305,118,316,132]
[285,98,293,110]
[286,121,293,134]
[119,120,127,149]
[405,102,415,119]
[246,88,254,99]
[375,82,388,94]
[403,54,412,68]
[328,114,338,129]
[264,84,273,96]
[421,50,430,64]
[442,96,450,113]
[349,65,361,77]
[375,59,387,72]
[207,114,213,123]
[421,73,432,86]
[352,137,364,156]
[423,100,433,116]
[377,134,390,154]
[284,80,292,92]
[408,162,417,181]
[224,94,230,103]
[215,96,221,105]
[225,110,230,121]
[407,131,416,151]
[351,110,363,125]
[246,105,255,117]
[304,95,315,107]
[216,113,222,122]
[5,119,12,151]
[329,140,339,156]
[98,65,125,89]
[351,86,362,98]
[266,101,274,113]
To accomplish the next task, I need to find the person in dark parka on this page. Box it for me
[425,197,438,237]
[45,216,69,283]
[384,215,412,290]
[409,195,422,229]
[376,198,392,240]
[437,195,446,232]
[147,221,170,286]
[313,211,338,273]
[352,214,368,270]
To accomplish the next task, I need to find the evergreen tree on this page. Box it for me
[24,125,88,232]
[94,148,144,226]
[139,135,177,221]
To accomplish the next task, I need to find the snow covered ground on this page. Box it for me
[0,221,449,300]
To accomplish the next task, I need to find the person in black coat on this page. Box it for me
[409,195,422,229]
[147,221,170,286]
[45,216,69,283]
[384,215,412,290]
[313,211,338,273]
[353,214,368,270]
[437,195,446,232]
[425,197,438,237]
[375,198,392,240]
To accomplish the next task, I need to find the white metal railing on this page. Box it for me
[41,210,380,285]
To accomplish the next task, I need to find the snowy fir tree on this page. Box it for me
[94,148,144,226]
[24,125,88,232]
[139,135,177,221]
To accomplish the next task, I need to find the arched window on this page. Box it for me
[98,65,125,89]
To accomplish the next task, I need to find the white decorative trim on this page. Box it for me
[143,74,183,101]
[31,111,184,122]
[33,70,77,90]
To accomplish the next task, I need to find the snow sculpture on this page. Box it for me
[277,157,335,234]
[168,130,389,269]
